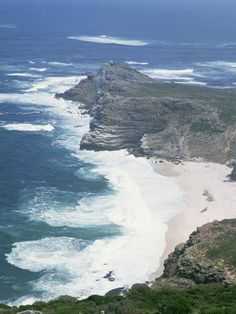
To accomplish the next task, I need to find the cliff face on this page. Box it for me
[57,62,236,163]
[58,62,157,152]
[153,219,236,289]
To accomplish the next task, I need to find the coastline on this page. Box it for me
[54,61,236,295]
[151,158,236,276]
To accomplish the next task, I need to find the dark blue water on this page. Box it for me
[0,0,236,304]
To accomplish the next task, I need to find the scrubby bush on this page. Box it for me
[163,298,192,314]
[2,284,236,313]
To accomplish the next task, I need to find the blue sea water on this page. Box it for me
[0,0,236,304]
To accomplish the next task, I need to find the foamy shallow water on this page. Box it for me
[0,74,186,304]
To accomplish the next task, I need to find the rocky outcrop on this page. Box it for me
[230,163,236,181]
[57,62,236,163]
[153,219,236,289]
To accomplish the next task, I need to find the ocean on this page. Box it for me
[0,0,236,305]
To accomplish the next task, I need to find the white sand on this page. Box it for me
[151,159,236,275]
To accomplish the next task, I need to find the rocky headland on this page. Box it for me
[57,61,236,169]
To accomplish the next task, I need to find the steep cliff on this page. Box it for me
[57,62,236,164]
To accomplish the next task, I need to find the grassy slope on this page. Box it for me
[207,220,236,268]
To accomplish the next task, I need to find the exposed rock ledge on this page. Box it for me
[57,62,236,168]
[152,219,236,290]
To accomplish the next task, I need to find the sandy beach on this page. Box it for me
[151,158,236,275]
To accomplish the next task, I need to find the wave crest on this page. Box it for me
[125,61,148,65]
[6,73,41,78]
[6,237,89,272]
[1,123,54,132]
[68,35,148,46]
[0,24,15,29]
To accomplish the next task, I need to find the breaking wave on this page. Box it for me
[125,61,149,65]
[142,68,197,81]
[30,68,48,72]
[6,237,89,272]
[1,123,54,132]
[176,81,207,86]
[68,35,148,46]
[0,24,16,29]
[6,73,41,78]
[196,60,236,71]
[48,62,73,66]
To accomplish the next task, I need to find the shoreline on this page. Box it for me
[151,158,236,277]
[58,77,236,294]
[70,104,236,290]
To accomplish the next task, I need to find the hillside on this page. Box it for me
[153,219,236,289]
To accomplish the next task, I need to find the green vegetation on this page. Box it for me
[207,231,236,268]
[190,121,221,134]
[2,284,236,314]
[120,82,236,125]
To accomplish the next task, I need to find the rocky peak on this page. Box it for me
[97,61,154,84]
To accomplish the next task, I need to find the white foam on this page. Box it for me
[195,60,236,79]
[22,190,113,227]
[48,62,73,66]
[197,61,236,69]
[214,61,236,68]
[68,35,148,46]
[125,61,149,65]
[0,24,15,29]
[142,68,198,81]
[6,73,41,78]
[176,81,207,86]
[27,76,85,93]
[3,73,186,303]
[1,123,54,132]
[6,237,89,272]
[30,68,47,72]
